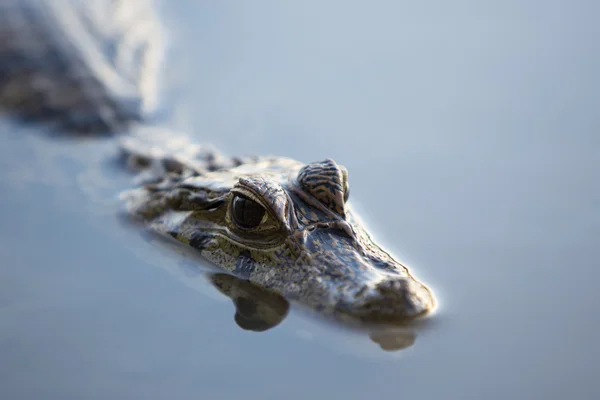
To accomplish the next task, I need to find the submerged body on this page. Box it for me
[1,0,435,324]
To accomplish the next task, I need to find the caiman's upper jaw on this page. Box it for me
[301,227,435,323]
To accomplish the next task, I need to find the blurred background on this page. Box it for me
[0,1,598,399]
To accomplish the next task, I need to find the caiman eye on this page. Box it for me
[232,195,266,229]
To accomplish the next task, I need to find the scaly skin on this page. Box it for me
[120,136,435,322]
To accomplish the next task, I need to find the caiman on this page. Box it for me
[0,0,436,324]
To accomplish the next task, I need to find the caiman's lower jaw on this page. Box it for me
[336,277,435,323]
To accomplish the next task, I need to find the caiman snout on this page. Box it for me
[339,277,435,322]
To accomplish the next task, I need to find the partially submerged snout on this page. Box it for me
[339,276,435,322]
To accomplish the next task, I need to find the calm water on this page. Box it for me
[1,1,599,399]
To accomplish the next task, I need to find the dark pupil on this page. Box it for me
[232,195,266,229]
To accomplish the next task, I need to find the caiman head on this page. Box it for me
[124,156,435,323]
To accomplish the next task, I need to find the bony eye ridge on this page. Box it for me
[232,194,266,229]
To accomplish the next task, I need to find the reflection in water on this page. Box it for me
[207,271,418,352]
[209,273,289,332]
[369,329,416,352]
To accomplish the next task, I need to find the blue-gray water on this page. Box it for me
[1,1,599,399]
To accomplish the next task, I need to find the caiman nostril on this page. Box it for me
[376,278,411,295]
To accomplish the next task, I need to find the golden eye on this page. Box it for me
[231,194,266,229]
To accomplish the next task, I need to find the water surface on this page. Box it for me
[1,1,599,399]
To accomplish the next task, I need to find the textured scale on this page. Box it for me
[296,158,349,218]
